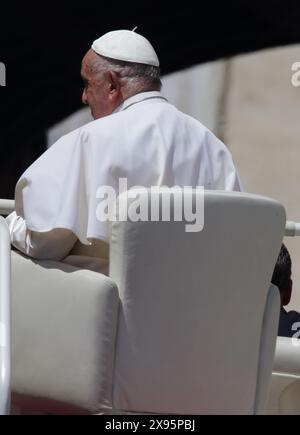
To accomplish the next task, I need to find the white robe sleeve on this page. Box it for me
[6,211,77,261]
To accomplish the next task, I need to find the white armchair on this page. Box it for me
[0,191,288,414]
[267,337,300,414]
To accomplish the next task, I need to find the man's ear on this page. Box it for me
[107,71,121,96]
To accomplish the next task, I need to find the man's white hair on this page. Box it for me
[91,54,162,93]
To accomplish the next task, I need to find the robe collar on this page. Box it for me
[113,91,168,114]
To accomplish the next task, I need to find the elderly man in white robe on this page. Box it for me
[6,29,242,274]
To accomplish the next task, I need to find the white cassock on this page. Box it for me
[6,91,242,269]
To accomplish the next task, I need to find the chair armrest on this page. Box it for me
[267,337,300,414]
[0,217,11,415]
[0,200,15,216]
[11,251,119,414]
[273,336,300,376]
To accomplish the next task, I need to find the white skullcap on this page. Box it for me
[91,29,159,67]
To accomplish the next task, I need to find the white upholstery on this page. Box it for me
[254,284,282,414]
[5,190,286,414]
[0,199,15,216]
[267,337,300,414]
[11,251,119,414]
[109,190,285,414]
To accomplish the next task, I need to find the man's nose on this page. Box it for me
[82,88,88,105]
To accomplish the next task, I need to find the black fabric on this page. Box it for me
[1,1,300,198]
[279,307,300,338]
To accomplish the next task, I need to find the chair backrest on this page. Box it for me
[109,189,286,414]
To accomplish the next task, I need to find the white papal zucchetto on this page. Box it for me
[91,29,160,67]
